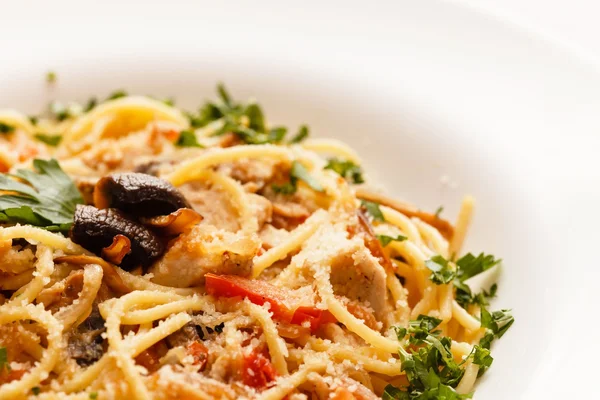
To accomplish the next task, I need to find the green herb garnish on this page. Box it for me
[272,161,324,194]
[289,125,309,143]
[186,84,307,145]
[89,393,98,400]
[29,116,39,125]
[46,71,56,83]
[425,255,456,285]
[377,234,407,247]
[50,101,71,121]
[0,159,83,233]
[84,98,98,113]
[34,133,62,147]
[386,315,473,399]
[434,206,443,218]
[361,200,385,222]
[325,158,364,184]
[0,122,15,134]
[107,90,128,100]
[175,130,203,148]
[453,253,501,308]
[32,387,41,395]
[0,346,10,372]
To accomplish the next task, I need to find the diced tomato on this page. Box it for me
[135,346,161,373]
[241,351,278,389]
[186,341,209,371]
[205,274,335,332]
[0,368,26,385]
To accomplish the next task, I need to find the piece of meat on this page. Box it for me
[166,323,202,348]
[149,224,260,287]
[37,270,85,312]
[178,183,241,232]
[247,193,272,229]
[67,307,106,367]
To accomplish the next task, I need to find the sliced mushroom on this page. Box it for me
[70,205,164,270]
[54,254,130,294]
[141,208,203,236]
[94,172,191,217]
[101,234,132,265]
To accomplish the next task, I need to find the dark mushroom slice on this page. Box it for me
[70,205,165,271]
[93,172,191,217]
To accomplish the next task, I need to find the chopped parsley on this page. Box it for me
[434,206,443,218]
[107,89,128,100]
[175,130,203,148]
[50,101,71,121]
[0,159,83,233]
[32,386,41,395]
[34,133,62,147]
[361,200,385,222]
[84,97,98,113]
[289,125,309,143]
[425,255,456,285]
[46,71,56,83]
[29,116,39,125]
[453,253,501,308]
[377,234,407,247]
[385,315,473,399]
[272,161,324,194]
[89,393,98,400]
[186,84,306,145]
[0,346,10,372]
[0,122,15,134]
[324,158,364,184]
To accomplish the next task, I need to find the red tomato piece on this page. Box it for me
[241,351,278,389]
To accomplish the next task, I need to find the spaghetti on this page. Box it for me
[0,86,512,399]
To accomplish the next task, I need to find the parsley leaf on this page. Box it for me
[453,253,501,308]
[84,98,98,113]
[455,253,501,281]
[271,182,297,195]
[361,200,385,222]
[289,125,309,144]
[50,101,71,121]
[480,307,514,339]
[425,255,456,284]
[472,345,493,370]
[89,393,98,400]
[325,158,364,184]
[46,71,56,83]
[28,116,39,125]
[107,89,128,100]
[32,386,41,395]
[271,161,324,194]
[175,130,203,148]
[388,315,473,399]
[187,84,305,145]
[0,346,10,372]
[0,122,15,134]
[377,234,407,247]
[434,206,443,218]
[34,133,62,147]
[0,159,83,232]
[291,161,323,192]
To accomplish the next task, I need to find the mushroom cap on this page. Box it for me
[94,172,191,217]
[70,204,165,270]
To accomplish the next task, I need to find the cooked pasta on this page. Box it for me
[0,85,513,400]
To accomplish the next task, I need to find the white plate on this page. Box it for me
[1,1,599,398]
